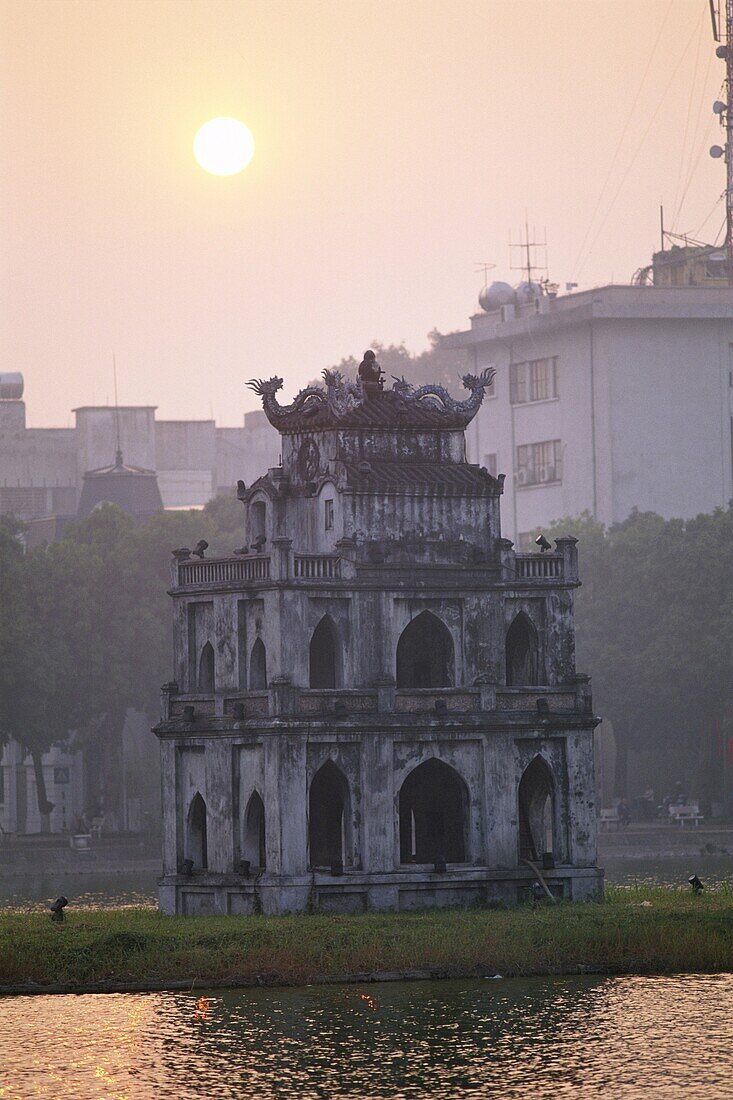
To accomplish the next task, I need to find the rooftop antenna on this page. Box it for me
[509,217,547,287]
[113,353,122,467]
[708,0,733,285]
[474,261,496,289]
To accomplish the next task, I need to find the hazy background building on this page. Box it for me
[0,373,279,523]
[443,283,733,546]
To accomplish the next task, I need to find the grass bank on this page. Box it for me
[1,886,731,994]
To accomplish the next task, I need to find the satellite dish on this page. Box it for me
[713,100,726,115]
[716,44,728,59]
[709,145,725,159]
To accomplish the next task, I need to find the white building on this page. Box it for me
[441,285,733,546]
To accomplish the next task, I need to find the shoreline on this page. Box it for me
[1,886,731,997]
[1,961,729,998]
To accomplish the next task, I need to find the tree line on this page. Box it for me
[1,499,730,829]
[545,507,733,804]
[0,495,242,831]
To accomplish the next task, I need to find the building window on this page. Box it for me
[515,439,563,487]
[324,498,334,531]
[509,357,558,404]
[0,767,4,805]
[483,453,498,477]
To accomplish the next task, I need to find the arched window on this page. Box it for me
[308,760,351,869]
[399,759,468,864]
[396,611,454,688]
[242,791,266,869]
[250,500,266,544]
[198,642,215,692]
[518,756,555,862]
[309,615,339,688]
[186,792,208,870]
[250,638,267,690]
[506,612,539,686]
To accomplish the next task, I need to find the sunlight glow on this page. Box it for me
[193,118,255,176]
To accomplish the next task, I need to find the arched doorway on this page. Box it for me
[506,612,539,686]
[396,611,454,688]
[309,615,339,688]
[198,642,215,692]
[398,758,468,863]
[518,756,555,862]
[242,791,266,869]
[250,638,267,689]
[308,760,351,869]
[186,792,208,870]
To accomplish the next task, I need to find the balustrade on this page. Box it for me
[177,555,270,587]
[293,554,341,580]
[514,554,563,580]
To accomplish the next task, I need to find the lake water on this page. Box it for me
[1,974,732,1098]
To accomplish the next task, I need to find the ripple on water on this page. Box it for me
[1,974,732,1099]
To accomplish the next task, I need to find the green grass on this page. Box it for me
[1,886,731,991]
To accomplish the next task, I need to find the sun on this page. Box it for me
[193,117,255,176]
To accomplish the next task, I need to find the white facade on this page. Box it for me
[0,741,83,835]
[443,286,733,545]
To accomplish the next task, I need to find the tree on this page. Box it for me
[543,508,733,800]
[0,497,247,831]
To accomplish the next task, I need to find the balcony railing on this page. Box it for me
[178,555,270,587]
[514,554,563,580]
[293,554,341,580]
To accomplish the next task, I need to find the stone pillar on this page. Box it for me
[335,536,357,580]
[160,681,178,721]
[213,595,238,694]
[565,730,598,866]
[159,740,178,875]
[497,537,515,581]
[205,740,234,872]
[375,675,396,713]
[269,676,295,716]
[555,536,579,582]
[573,674,593,714]
[361,731,395,872]
[483,733,518,868]
[272,734,308,875]
[271,537,293,581]
[474,675,497,711]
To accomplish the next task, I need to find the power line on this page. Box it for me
[576,10,705,281]
[672,58,718,228]
[671,10,706,224]
[570,0,674,279]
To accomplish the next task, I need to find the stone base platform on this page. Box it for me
[159,864,604,916]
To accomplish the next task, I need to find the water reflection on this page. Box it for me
[1,974,731,1099]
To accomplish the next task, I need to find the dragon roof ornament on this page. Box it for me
[246,366,496,432]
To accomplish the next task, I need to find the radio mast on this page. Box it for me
[709,0,733,285]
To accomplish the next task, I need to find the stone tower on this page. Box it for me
[154,365,602,915]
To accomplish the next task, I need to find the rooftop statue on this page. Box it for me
[247,357,496,431]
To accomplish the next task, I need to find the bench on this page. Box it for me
[669,802,702,827]
[600,808,619,830]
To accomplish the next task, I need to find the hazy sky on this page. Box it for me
[1,0,726,426]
